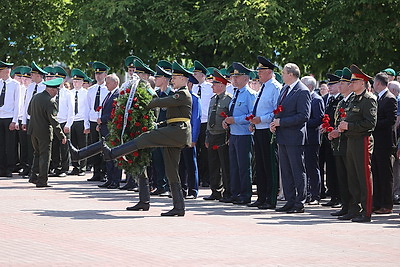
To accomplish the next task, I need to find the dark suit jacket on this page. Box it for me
[372,90,397,149]
[306,91,325,145]
[27,90,65,141]
[276,80,311,145]
[100,88,120,137]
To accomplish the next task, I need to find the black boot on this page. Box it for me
[119,176,136,190]
[103,140,138,161]
[161,183,185,216]
[68,139,103,162]
[126,171,150,211]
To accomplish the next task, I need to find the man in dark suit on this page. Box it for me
[371,72,397,214]
[97,74,122,189]
[27,78,66,187]
[271,63,311,213]
[301,76,324,205]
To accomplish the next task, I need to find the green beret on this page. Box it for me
[31,61,48,75]
[382,68,396,76]
[92,61,110,73]
[125,56,142,68]
[43,77,63,88]
[193,60,208,75]
[71,68,86,80]
[172,61,193,77]
[53,66,68,78]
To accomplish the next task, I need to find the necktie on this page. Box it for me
[102,91,112,106]
[75,91,79,115]
[0,81,6,107]
[197,85,202,98]
[94,86,101,110]
[209,94,220,128]
[229,88,239,116]
[32,84,38,96]
[252,83,265,115]
[55,92,60,109]
[278,85,289,105]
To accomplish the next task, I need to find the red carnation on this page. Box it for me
[96,106,102,112]
[118,157,124,161]
[245,114,255,121]
[133,97,138,102]
[118,162,123,166]
[220,111,228,118]
[112,102,116,107]
[116,124,122,129]
[111,141,116,146]
[120,91,125,95]
[327,127,334,132]
[128,109,133,114]
[143,115,149,119]
[121,105,125,110]
[126,89,131,94]
[128,116,132,122]
[212,145,219,150]
[136,131,141,136]
[273,105,284,115]
[339,108,345,113]
[133,151,139,157]
[134,122,141,127]
[133,104,139,109]
[130,132,135,138]
[128,159,133,164]
[322,122,330,128]
[340,113,347,118]
[142,126,148,132]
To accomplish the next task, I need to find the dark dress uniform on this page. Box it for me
[205,90,232,200]
[28,82,66,187]
[344,88,377,221]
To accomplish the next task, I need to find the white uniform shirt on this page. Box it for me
[87,83,108,123]
[0,77,20,123]
[22,81,46,124]
[17,83,27,121]
[192,81,213,123]
[72,88,90,130]
[57,86,75,128]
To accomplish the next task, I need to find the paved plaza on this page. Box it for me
[1,174,399,266]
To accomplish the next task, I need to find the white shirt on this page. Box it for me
[18,84,27,121]
[22,81,46,124]
[72,88,90,129]
[226,84,235,95]
[87,83,108,123]
[192,81,213,123]
[0,77,20,123]
[57,87,74,128]
[378,88,388,100]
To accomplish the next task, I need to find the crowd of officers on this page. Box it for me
[1,56,400,222]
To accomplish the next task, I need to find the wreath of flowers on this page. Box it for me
[106,79,155,177]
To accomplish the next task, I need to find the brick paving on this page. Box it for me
[1,173,399,266]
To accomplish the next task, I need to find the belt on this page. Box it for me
[167,118,190,124]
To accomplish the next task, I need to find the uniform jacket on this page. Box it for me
[276,81,311,145]
[27,90,65,141]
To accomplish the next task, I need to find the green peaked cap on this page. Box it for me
[193,60,208,75]
[157,60,172,72]
[92,61,110,72]
[21,66,32,77]
[382,68,396,76]
[340,67,352,82]
[172,61,193,77]
[134,59,155,75]
[0,60,14,69]
[44,66,55,75]
[11,66,23,76]
[71,68,86,80]
[125,56,142,68]
[53,66,68,78]
[43,77,63,88]
[31,61,48,75]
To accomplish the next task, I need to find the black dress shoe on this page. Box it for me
[28,175,38,184]
[331,209,348,216]
[56,172,67,177]
[247,200,264,207]
[338,213,359,220]
[275,204,294,212]
[67,169,80,175]
[351,214,371,223]
[126,201,150,211]
[119,183,135,190]
[185,194,197,199]
[287,207,305,213]
[233,199,250,205]
[5,172,13,177]
[219,196,237,203]
[203,194,222,201]
[331,202,342,208]
[107,183,120,189]
[161,208,185,216]
[159,191,170,197]
[36,184,52,188]
[19,169,30,176]
[87,175,102,182]
[78,172,86,176]
[98,181,112,188]
[258,203,276,210]
[150,188,167,195]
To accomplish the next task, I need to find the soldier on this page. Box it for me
[134,59,155,82]
[0,61,20,177]
[21,62,48,179]
[337,64,377,223]
[203,69,232,201]
[27,78,67,187]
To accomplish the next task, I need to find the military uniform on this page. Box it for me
[342,64,377,222]
[204,71,232,200]
[28,78,66,187]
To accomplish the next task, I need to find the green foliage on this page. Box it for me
[106,79,155,177]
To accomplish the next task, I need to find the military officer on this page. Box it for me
[27,78,66,187]
[203,69,232,201]
[134,59,155,82]
[337,64,377,223]
[21,62,48,179]
[0,61,20,177]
